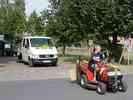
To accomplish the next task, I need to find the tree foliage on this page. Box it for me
[27,11,45,35]
[0,0,26,42]
[46,0,133,54]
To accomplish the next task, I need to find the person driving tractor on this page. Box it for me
[76,44,127,94]
[89,45,104,80]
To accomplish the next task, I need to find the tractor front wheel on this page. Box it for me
[119,80,127,92]
[80,74,87,88]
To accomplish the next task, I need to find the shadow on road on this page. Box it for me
[0,57,17,64]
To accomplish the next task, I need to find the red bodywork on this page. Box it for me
[77,61,108,81]
[76,60,127,94]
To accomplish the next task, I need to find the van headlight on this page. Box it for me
[31,54,39,59]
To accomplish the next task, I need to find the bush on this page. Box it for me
[62,54,89,63]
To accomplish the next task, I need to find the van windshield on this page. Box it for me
[30,38,54,47]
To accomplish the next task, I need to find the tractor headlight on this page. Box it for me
[108,71,122,76]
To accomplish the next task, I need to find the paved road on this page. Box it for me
[0,57,132,100]
[0,75,132,100]
[0,57,17,64]
[0,57,133,82]
[0,57,72,81]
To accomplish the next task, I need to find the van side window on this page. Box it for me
[26,39,30,47]
[23,39,25,47]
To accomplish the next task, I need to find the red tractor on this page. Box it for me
[76,60,127,95]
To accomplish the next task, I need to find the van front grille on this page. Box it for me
[39,55,54,58]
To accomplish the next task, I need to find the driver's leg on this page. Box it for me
[94,64,97,80]
[89,61,96,80]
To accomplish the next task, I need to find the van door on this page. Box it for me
[25,39,30,62]
[22,39,30,62]
[21,39,26,61]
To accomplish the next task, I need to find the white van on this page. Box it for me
[17,36,58,66]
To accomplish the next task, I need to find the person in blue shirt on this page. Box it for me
[89,45,104,80]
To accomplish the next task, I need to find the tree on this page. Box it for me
[27,11,45,35]
[40,9,51,24]
[95,0,133,43]
[15,0,25,12]
[0,0,26,42]
[47,0,84,55]
[47,0,133,55]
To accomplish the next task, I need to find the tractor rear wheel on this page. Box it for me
[80,74,87,88]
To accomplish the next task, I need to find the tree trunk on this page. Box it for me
[62,44,66,56]
[112,33,117,44]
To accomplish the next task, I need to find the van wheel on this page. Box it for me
[17,53,22,63]
[52,63,57,66]
[52,61,58,66]
[29,59,35,67]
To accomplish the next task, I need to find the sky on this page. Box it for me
[25,0,49,16]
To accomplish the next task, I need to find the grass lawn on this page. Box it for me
[58,48,90,63]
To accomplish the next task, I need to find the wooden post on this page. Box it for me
[119,35,132,65]
[119,47,125,64]
[128,49,130,65]
[119,47,130,65]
